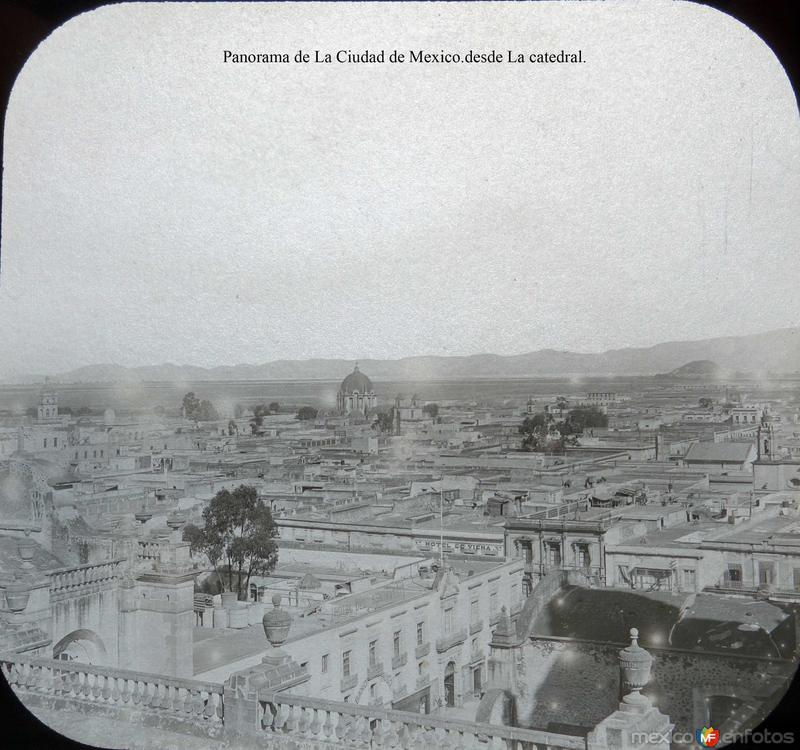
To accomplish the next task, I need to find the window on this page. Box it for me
[84,451,88,459]
[470,599,479,622]
[321,654,329,673]
[758,562,775,585]
[369,683,376,699]
[342,650,351,677]
[444,607,454,633]
[682,569,696,589]
[393,631,401,658]
[725,564,742,584]
[546,542,562,567]
[53,437,58,448]
[43,438,47,448]
[416,622,424,646]
[576,544,590,568]
[368,640,377,667]
[100,449,103,457]
[489,591,497,612]
[343,695,350,703]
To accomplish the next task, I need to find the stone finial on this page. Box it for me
[491,605,517,649]
[4,572,31,612]
[619,627,653,707]
[262,593,292,648]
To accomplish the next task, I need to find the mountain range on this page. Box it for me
[27,327,800,383]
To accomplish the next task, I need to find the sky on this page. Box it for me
[0,1,798,378]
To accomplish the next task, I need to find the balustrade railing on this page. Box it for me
[47,560,125,595]
[258,692,587,750]
[1,655,223,728]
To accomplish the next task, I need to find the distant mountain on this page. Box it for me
[35,327,800,383]
[666,360,725,378]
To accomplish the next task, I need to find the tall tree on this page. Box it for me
[422,403,439,419]
[296,406,318,421]
[183,485,279,599]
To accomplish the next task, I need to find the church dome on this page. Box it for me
[339,365,374,394]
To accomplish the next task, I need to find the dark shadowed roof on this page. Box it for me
[528,586,793,658]
[684,441,755,464]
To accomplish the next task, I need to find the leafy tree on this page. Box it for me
[197,400,218,421]
[520,412,578,454]
[227,419,238,436]
[269,402,280,413]
[422,403,439,419]
[374,411,395,434]
[698,397,714,409]
[567,406,608,431]
[183,485,279,600]
[296,406,318,421]
[182,392,200,418]
[182,392,218,421]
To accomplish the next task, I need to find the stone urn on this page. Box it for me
[618,628,652,706]
[262,593,291,647]
[18,531,35,562]
[4,574,31,612]
[166,514,185,532]
[134,508,153,524]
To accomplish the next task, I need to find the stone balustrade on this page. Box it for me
[1,654,223,735]
[47,560,125,598]
[138,540,165,560]
[257,692,588,749]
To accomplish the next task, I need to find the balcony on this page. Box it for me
[469,619,483,635]
[391,653,407,670]
[415,643,430,659]
[340,673,358,692]
[435,629,467,654]
[367,661,384,680]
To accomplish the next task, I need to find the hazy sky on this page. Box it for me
[1,1,798,377]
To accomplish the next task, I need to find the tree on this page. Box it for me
[269,402,280,413]
[567,406,608,431]
[698,397,714,409]
[182,392,218,421]
[296,406,318,421]
[182,392,200,418]
[183,485,279,600]
[422,403,439,419]
[227,419,238,436]
[374,411,394,434]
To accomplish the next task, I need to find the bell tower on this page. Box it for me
[757,405,775,461]
[37,389,58,422]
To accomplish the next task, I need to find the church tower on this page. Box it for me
[37,391,59,422]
